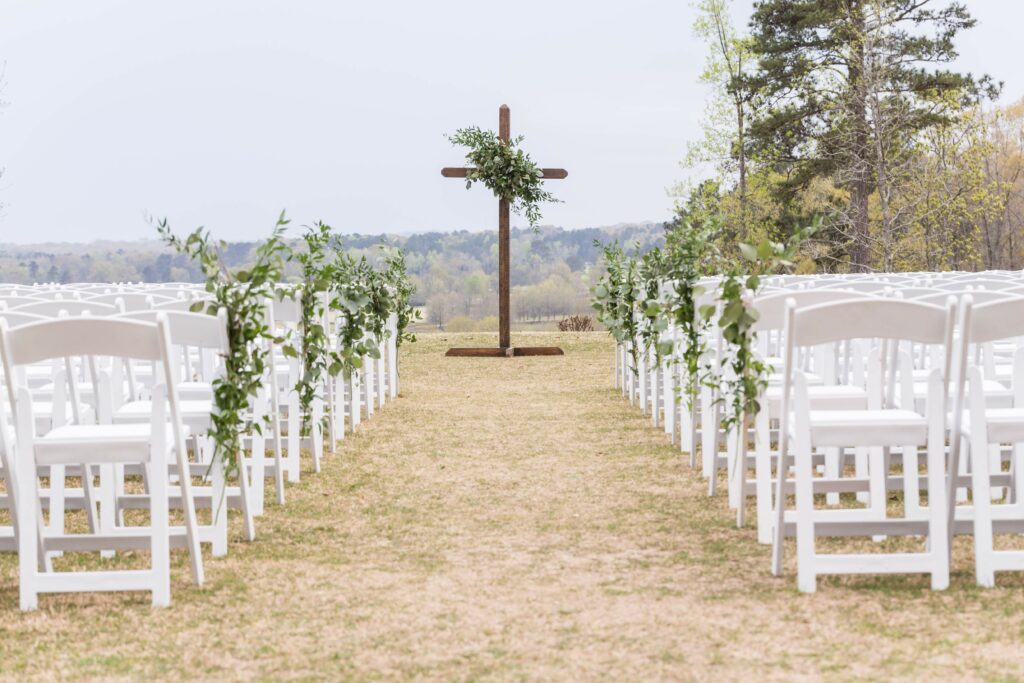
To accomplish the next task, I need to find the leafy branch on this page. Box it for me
[447,126,560,229]
[157,212,290,477]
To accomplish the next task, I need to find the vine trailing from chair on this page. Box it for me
[637,246,672,366]
[447,126,560,229]
[287,222,335,437]
[591,241,642,373]
[660,217,720,410]
[157,212,290,477]
[330,249,382,379]
[381,247,420,347]
[711,221,820,433]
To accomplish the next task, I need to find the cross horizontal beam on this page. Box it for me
[441,167,568,180]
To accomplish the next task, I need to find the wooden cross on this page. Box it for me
[441,104,568,357]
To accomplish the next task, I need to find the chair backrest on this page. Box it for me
[818,280,892,293]
[87,292,176,311]
[892,287,945,300]
[752,289,877,333]
[788,298,952,348]
[0,311,49,328]
[21,290,81,301]
[916,290,1020,307]
[9,300,120,317]
[137,286,204,299]
[935,279,1019,292]
[0,317,172,414]
[118,309,229,352]
[0,296,47,310]
[148,298,196,312]
[967,297,1024,345]
[273,294,302,324]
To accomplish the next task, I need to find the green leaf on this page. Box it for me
[738,243,758,261]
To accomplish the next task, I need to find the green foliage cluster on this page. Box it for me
[447,126,560,229]
[158,212,418,473]
[381,248,420,346]
[592,217,817,429]
[591,242,642,372]
[157,212,290,477]
[287,222,335,437]
[659,218,720,410]
[711,221,818,432]
[331,251,383,379]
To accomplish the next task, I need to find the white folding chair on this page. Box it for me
[0,316,199,609]
[953,297,1024,586]
[773,298,956,593]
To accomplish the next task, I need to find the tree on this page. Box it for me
[748,0,995,271]
[979,100,1024,269]
[683,0,757,224]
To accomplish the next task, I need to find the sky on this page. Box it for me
[0,0,1021,244]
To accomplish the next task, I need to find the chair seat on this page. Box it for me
[34,423,188,465]
[962,408,1024,444]
[114,400,213,432]
[802,409,928,447]
[768,371,822,387]
[178,381,213,401]
[766,384,867,418]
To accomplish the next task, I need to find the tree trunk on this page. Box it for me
[847,3,872,272]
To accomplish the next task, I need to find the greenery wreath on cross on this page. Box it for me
[447,126,560,229]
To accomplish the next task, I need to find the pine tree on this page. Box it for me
[747,0,997,271]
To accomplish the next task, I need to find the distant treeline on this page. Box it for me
[0,223,665,326]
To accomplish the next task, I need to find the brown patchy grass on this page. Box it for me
[1,331,1024,680]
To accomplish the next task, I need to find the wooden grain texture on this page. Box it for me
[444,346,565,357]
[445,347,510,358]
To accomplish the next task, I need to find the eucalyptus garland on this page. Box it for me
[287,222,334,437]
[447,126,559,228]
[712,222,819,432]
[330,250,382,379]
[664,218,720,411]
[381,247,420,346]
[637,247,671,365]
[591,241,642,374]
[157,212,289,477]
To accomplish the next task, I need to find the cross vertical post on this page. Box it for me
[497,104,511,350]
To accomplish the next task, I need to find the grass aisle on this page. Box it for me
[1,331,1023,680]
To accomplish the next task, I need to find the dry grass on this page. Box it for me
[1,331,1024,680]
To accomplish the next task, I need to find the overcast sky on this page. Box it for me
[0,0,1020,243]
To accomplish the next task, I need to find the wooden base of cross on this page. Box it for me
[445,346,564,357]
[441,104,567,358]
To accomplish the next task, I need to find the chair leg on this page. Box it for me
[795,429,816,593]
[150,460,170,607]
[236,445,256,543]
[287,394,300,483]
[755,411,772,544]
[211,457,228,557]
[926,429,949,590]
[311,397,323,474]
[99,463,116,559]
[825,447,840,505]
[972,429,996,588]
[49,464,65,558]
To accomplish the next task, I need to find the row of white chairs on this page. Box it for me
[613,270,1024,591]
[0,282,402,609]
